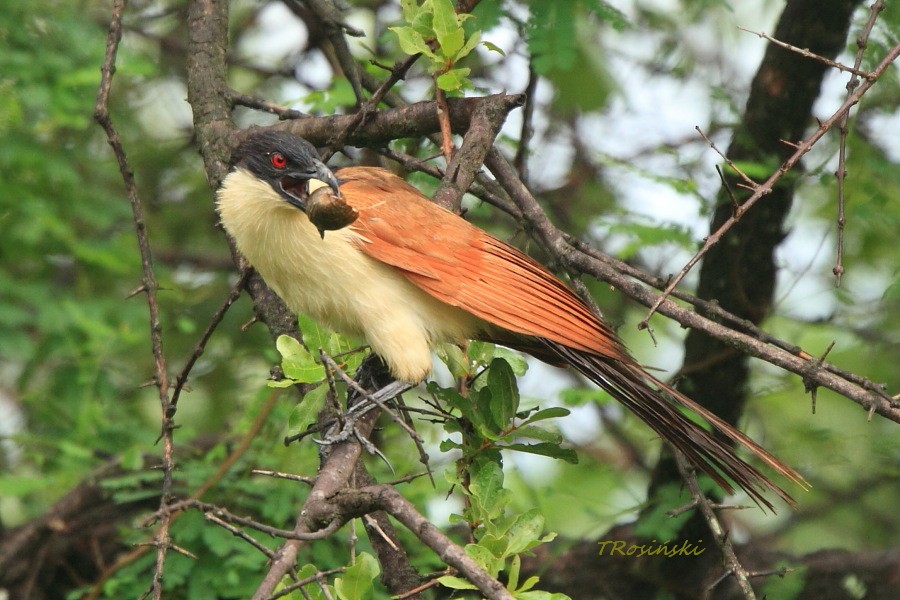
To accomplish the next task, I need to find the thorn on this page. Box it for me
[170,544,199,560]
[127,284,147,299]
[241,316,258,332]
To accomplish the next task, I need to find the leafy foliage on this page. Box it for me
[2,0,898,598]
[391,0,503,91]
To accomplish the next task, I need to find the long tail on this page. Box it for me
[540,339,808,511]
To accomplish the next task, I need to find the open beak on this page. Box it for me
[279,161,341,211]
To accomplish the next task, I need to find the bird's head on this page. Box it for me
[229,129,341,212]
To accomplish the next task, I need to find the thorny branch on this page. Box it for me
[93,1,176,598]
[673,453,758,600]
[639,38,900,327]
[329,485,515,600]
[833,0,886,285]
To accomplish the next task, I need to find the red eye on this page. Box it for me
[271,152,287,169]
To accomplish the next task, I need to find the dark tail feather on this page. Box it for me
[540,340,808,511]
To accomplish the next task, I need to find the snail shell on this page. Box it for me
[306,185,359,238]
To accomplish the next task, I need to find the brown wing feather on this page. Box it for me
[337,167,628,361]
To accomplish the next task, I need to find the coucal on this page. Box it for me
[217,129,806,509]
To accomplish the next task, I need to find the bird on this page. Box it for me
[216,128,806,510]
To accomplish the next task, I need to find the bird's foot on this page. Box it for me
[313,379,413,447]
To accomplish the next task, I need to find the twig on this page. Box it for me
[673,453,757,600]
[695,126,758,188]
[94,2,175,598]
[435,85,455,162]
[171,267,250,408]
[331,485,515,600]
[204,512,276,559]
[638,41,900,327]
[251,469,316,485]
[266,568,346,600]
[296,0,366,104]
[568,236,888,395]
[159,499,345,540]
[833,0,886,285]
[394,575,444,599]
[514,62,538,185]
[227,90,309,120]
[738,27,874,79]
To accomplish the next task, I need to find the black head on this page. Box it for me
[230,129,341,211]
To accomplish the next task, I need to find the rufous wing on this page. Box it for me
[337,167,628,362]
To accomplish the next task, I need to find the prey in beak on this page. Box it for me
[279,163,341,211]
[280,174,357,238]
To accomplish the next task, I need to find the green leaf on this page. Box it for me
[467,341,496,366]
[470,460,504,503]
[453,30,481,61]
[493,346,528,375]
[469,460,508,521]
[487,358,519,429]
[334,552,379,600]
[522,407,571,424]
[583,0,629,30]
[469,0,503,32]
[390,26,438,60]
[507,553,521,592]
[475,532,508,558]
[505,509,546,555]
[504,443,578,464]
[730,159,776,180]
[276,335,325,383]
[481,40,506,55]
[527,0,578,74]
[430,0,458,38]
[298,313,361,363]
[504,425,562,444]
[410,10,434,36]
[120,446,144,471]
[438,27,465,59]
[286,384,327,436]
[465,543,503,576]
[400,0,420,23]
[436,343,470,378]
[437,575,479,590]
[516,575,541,593]
[267,378,298,388]
[437,383,484,427]
[515,591,571,600]
[468,344,527,378]
[436,67,471,91]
